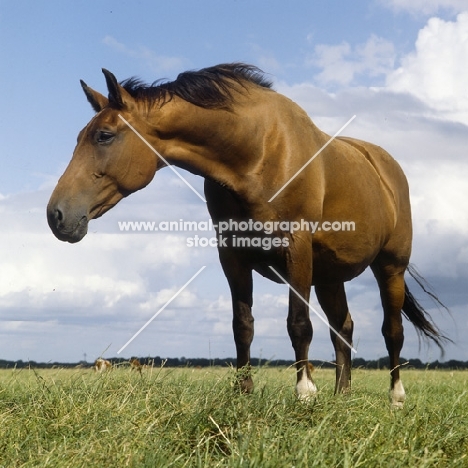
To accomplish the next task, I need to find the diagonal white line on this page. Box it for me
[118,114,207,203]
[268,114,356,202]
[117,266,207,354]
[268,266,357,353]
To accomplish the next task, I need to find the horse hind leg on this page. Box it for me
[371,261,407,408]
[315,282,354,394]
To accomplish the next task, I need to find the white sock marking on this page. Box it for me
[296,372,317,401]
[389,379,406,409]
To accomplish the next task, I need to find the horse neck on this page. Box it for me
[142,92,329,217]
[146,96,265,195]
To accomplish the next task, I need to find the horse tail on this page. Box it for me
[402,264,451,355]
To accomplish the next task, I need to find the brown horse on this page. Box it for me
[47,63,446,407]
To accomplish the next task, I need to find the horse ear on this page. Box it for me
[102,68,134,110]
[80,80,109,113]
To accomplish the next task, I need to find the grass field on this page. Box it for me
[0,365,466,467]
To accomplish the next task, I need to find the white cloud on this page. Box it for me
[308,34,395,86]
[381,0,468,15]
[306,13,468,125]
[387,13,468,124]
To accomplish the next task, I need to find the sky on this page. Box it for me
[0,0,467,365]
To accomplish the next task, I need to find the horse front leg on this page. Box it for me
[232,292,254,393]
[285,245,316,400]
[220,251,254,393]
[287,289,316,400]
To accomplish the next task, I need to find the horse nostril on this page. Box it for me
[47,203,64,229]
[55,208,63,222]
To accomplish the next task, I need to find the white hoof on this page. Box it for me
[389,380,406,409]
[296,374,317,402]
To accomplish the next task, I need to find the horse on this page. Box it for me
[93,358,112,373]
[47,63,447,407]
[130,358,143,374]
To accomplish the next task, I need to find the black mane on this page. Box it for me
[120,63,273,109]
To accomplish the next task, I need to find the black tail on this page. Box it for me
[402,264,452,355]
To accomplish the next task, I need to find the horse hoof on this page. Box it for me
[390,400,405,409]
[296,376,317,402]
[235,375,254,394]
[389,380,406,409]
[241,378,254,394]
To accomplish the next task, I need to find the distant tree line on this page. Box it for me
[1,356,467,370]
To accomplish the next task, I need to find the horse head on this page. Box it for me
[47,70,158,242]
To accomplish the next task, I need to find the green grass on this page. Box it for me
[0,366,466,467]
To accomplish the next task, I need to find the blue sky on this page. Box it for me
[0,0,433,193]
[1,0,467,365]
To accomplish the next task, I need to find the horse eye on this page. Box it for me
[96,131,115,144]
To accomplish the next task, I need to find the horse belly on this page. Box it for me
[311,233,380,284]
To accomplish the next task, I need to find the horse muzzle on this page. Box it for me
[46,201,89,243]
